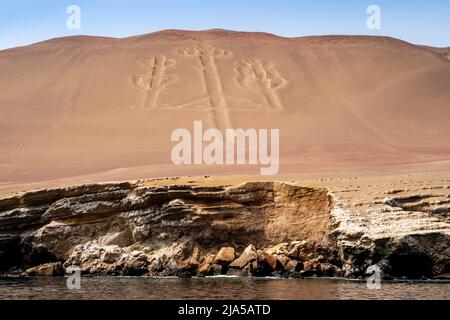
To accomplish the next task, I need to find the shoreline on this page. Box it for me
[2,274,450,283]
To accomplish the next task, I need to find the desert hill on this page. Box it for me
[1,29,449,190]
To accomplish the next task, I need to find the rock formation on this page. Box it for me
[0,179,448,279]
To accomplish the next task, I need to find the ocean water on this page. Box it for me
[0,277,449,300]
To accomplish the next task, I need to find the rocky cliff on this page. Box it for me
[0,179,448,279]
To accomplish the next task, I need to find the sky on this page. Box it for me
[0,0,449,50]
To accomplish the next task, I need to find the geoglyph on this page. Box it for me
[132,44,288,127]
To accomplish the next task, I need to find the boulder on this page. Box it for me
[275,255,290,269]
[265,243,289,255]
[197,254,216,276]
[288,240,312,260]
[250,252,282,276]
[285,260,304,273]
[229,245,257,269]
[213,247,235,265]
[261,253,278,271]
[26,262,64,277]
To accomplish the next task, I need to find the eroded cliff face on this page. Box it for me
[330,182,450,279]
[0,179,448,279]
[0,181,335,277]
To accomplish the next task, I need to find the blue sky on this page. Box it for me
[0,0,449,50]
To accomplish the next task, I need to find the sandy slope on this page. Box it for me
[0,29,449,190]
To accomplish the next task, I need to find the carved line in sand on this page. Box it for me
[175,47,264,110]
[131,47,288,127]
[132,55,177,109]
[177,44,233,130]
[235,58,287,111]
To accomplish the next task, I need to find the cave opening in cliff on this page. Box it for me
[389,252,434,279]
[0,237,22,271]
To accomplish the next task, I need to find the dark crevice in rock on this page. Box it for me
[389,253,434,279]
[20,242,60,269]
[0,235,22,271]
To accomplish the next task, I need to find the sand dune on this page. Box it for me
[0,29,449,190]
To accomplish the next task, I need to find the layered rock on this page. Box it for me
[0,179,448,279]
[330,184,450,279]
[0,181,333,276]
